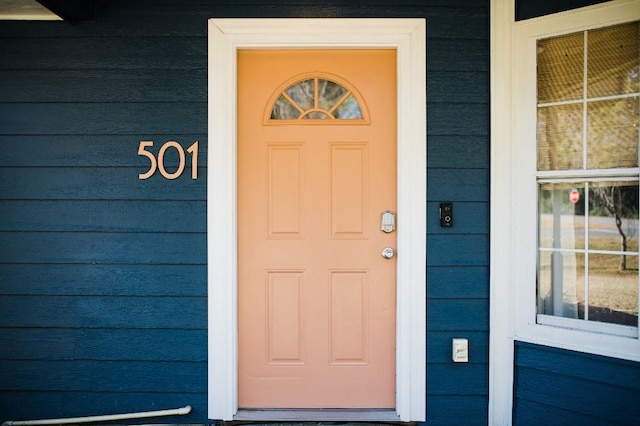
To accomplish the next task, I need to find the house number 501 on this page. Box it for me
[138,140,199,180]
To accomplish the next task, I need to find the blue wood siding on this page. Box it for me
[516,0,610,21]
[0,0,489,423]
[514,342,640,425]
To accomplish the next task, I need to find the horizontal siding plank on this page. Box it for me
[427,266,488,299]
[0,136,207,167]
[427,299,489,331]
[0,264,206,296]
[514,399,616,426]
[427,135,488,169]
[0,328,206,362]
[0,296,206,329]
[515,367,640,424]
[427,102,489,136]
[0,103,205,135]
[0,37,206,70]
[427,201,488,234]
[0,168,205,200]
[428,168,488,202]
[0,5,486,38]
[427,235,489,266]
[516,0,608,21]
[427,395,488,426]
[0,232,206,265]
[0,200,206,232]
[428,39,488,72]
[0,70,206,103]
[0,391,67,421]
[427,331,488,363]
[0,360,206,393]
[516,342,640,391]
[425,9,487,40]
[426,363,488,395]
[428,71,488,103]
[0,391,203,423]
[0,361,91,391]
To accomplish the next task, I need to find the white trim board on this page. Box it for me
[207,19,427,422]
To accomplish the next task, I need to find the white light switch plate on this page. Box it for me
[452,338,469,363]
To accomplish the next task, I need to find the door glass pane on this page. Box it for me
[333,94,363,119]
[537,32,584,103]
[587,22,640,98]
[539,182,586,250]
[286,79,315,110]
[303,111,331,119]
[587,98,639,169]
[272,95,301,119]
[318,79,347,110]
[537,104,584,171]
[271,77,364,121]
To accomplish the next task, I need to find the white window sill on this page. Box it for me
[515,321,640,362]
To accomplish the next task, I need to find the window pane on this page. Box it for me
[537,32,584,103]
[537,104,583,171]
[333,94,363,119]
[587,254,638,326]
[587,22,640,98]
[286,79,315,110]
[587,98,639,169]
[538,250,584,319]
[271,95,301,119]
[318,79,347,110]
[302,111,330,119]
[271,77,364,121]
[588,181,639,253]
[539,182,586,250]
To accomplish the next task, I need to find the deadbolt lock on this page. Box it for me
[381,210,396,233]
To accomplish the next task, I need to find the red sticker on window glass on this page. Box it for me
[569,188,580,204]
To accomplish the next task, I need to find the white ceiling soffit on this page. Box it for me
[0,0,61,20]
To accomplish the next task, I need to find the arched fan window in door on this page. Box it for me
[268,74,368,122]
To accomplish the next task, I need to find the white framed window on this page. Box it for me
[511,0,640,360]
[490,2,640,422]
[535,21,639,337]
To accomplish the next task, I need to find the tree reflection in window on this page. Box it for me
[271,77,364,120]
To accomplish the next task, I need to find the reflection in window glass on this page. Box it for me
[588,181,639,253]
[536,21,640,332]
[272,94,301,119]
[286,79,315,110]
[588,22,640,98]
[333,94,363,119]
[270,77,364,121]
[539,183,585,250]
[318,79,347,110]
[587,98,639,169]
[538,250,584,320]
[588,254,638,326]
[302,111,331,120]
[537,32,584,103]
[537,104,583,171]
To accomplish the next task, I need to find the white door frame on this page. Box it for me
[207,18,426,422]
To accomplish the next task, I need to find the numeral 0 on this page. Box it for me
[138,140,199,180]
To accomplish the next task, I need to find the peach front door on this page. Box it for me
[237,49,397,408]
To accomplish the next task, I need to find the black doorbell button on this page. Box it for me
[440,203,453,227]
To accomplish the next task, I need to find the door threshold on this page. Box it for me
[234,409,401,422]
